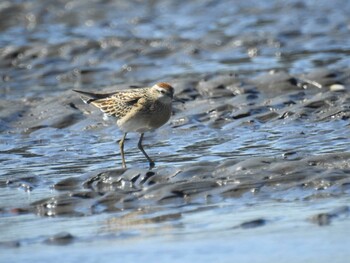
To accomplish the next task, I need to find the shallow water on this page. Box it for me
[1,0,350,262]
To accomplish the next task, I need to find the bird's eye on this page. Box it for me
[160,89,166,94]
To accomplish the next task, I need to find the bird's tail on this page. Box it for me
[73,89,117,104]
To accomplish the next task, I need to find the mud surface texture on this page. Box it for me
[1,0,350,262]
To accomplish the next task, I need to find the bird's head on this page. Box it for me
[152,82,174,102]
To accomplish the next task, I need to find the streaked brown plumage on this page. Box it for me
[73,82,174,169]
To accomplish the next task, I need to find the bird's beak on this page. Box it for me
[173,97,186,104]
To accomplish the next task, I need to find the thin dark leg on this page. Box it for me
[119,132,127,168]
[137,133,155,169]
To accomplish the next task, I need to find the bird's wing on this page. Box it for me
[90,90,146,118]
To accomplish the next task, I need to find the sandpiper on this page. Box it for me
[73,82,174,169]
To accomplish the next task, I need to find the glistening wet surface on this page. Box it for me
[1,0,350,262]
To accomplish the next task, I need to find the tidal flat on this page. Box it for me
[1,0,350,262]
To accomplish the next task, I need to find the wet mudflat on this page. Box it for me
[1,0,350,262]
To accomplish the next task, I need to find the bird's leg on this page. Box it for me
[137,133,155,169]
[119,132,127,168]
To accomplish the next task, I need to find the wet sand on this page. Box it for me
[1,0,350,262]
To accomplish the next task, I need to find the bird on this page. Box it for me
[73,82,174,169]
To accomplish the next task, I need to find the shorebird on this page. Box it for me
[74,82,174,169]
